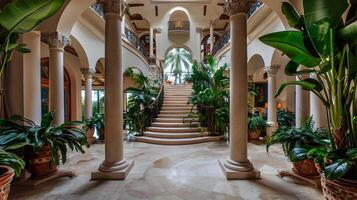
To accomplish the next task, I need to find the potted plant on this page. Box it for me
[84,113,104,142]
[248,115,267,140]
[267,118,330,177]
[2,112,89,178]
[260,1,356,197]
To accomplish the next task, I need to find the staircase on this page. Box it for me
[134,84,223,145]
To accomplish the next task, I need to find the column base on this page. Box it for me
[219,159,260,180]
[91,160,134,180]
[266,122,278,137]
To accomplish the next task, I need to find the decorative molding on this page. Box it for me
[97,0,128,17]
[41,32,70,50]
[265,65,280,76]
[154,28,162,33]
[81,68,97,78]
[224,0,257,16]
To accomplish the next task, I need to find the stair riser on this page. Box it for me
[162,104,192,107]
[155,119,198,123]
[151,123,199,128]
[157,114,190,118]
[143,132,202,139]
[134,137,223,145]
[147,128,200,133]
[160,111,192,114]
[161,107,192,111]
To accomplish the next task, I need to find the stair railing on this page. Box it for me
[143,59,165,128]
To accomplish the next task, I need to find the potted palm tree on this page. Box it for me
[1,112,89,178]
[248,115,267,140]
[84,113,104,142]
[260,0,357,198]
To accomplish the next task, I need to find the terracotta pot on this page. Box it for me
[25,145,58,179]
[248,130,261,140]
[86,128,96,144]
[321,174,357,200]
[292,159,319,177]
[0,165,15,200]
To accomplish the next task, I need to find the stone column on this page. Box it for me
[42,32,70,125]
[310,92,328,129]
[149,27,154,58]
[265,65,280,136]
[210,21,214,52]
[91,0,133,180]
[82,68,96,144]
[23,32,42,125]
[295,74,310,127]
[219,0,260,180]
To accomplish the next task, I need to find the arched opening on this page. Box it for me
[40,57,71,121]
[248,54,267,113]
[164,47,193,84]
[168,9,190,42]
[201,34,220,60]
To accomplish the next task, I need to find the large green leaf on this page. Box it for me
[284,60,314,76]
[281,2,301,30]
[338,21,357,47]
[289,146,310,162]
[303,0,349,56]
[259,31,320,67]
[275,79,317,97]
[325,159,352,179]
[0,0,65,33]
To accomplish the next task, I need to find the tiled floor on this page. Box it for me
[11,141,323,200]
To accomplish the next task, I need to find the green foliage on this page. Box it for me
[267,118,330,162]
[0,0,65,77]
[260,0,357,180]
[124,68,159,136]
[277,110,295,127]
[0,112,89,166]
[248,115,267,131]
[84,113,104,140]
[187,56,229,135]
[164,48,192,84]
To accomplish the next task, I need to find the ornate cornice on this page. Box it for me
[224,0,257,16]
[97,0,128,17]
[265,65,280,76]
[81,68,96,78]
[41,32,70,50]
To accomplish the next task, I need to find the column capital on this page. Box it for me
[41,32,70,50]
[97,0,128,17]
[81,68,96,78]
[224,0,257,16]
[154,28,162,34]
[265,65,280,76]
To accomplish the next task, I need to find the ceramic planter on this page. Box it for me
[292,159,319,177]
[248,129,261,140]
[25,145,58,179]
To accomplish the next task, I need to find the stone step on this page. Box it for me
[165,89,192,92]
[161,107,192,111]
[164,94,192,97]
[157,113,191,118]
[154,118,199,123]
[143,131,203,139]
[134,136,224,145]
[162,104,192,107]
[164,97,190,101]
[147,127,200,133]
[160,110,192,114]
[151,122,199,128]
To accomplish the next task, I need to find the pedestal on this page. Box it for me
[219,160,260,180]
[91,160,134,180]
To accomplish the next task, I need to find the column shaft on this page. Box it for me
[149,27,154,58]
[295,75,310,127]
[23,32,42,124]
[210,22,214,52]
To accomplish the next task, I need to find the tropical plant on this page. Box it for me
[248,115,267,131]
[0,112,89,166]
[277,109,295,127]
[0,0,65,77]
[186,56,229,135]
[124,68,160,135]
[260,0,357,180]
[84,113,104,140]
[267,118,330,162]
[164,48,192,84]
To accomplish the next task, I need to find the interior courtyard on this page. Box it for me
[0,0,356,199]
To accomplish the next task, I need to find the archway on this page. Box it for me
[248,54,267,112]
[164,47,193,84]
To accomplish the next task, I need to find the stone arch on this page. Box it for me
[248,54,265,76]
[69,35,90,69]
[164,45,192,59]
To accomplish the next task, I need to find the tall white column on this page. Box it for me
[310,92,328,128]
[92,0,133,180]
[23,32,42,124]
[209,21,214,52]
[149,27,154,58]
[82,68,96,119]
[42,32,70,125]
[219,0,260,180]
[295,74,310,127]
[265,65,279,136]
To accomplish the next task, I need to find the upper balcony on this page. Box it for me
[168,21,190,33]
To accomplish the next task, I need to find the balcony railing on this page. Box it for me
[124,28,150,59]
[211,1,263,56]
[168,21,190,33]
